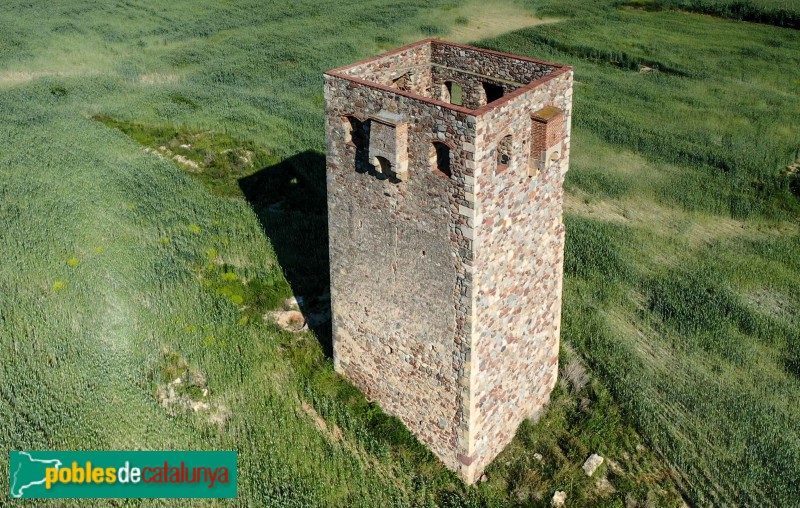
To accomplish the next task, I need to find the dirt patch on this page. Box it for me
[300,400,343,442]
[565,191,798,247]
[138,73,180,85]
[0,69,102,87]
[744,288,797,322]
[448,7,559,44]
[0,71,51,86]
[405,1,560,44]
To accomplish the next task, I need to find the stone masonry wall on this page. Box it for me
[431,65,521,110]
[431,41,557,85]
[325,40,571,484]
[324,73,477,471]
[464,69,573,482]
[340,42,433,96]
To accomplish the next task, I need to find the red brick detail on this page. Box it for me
[531,106,565,167]
[458,453,475,466]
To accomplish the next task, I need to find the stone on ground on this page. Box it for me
[583,453,604,476]
[551,490,566,507]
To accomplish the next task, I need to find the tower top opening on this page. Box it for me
[325,39,570,114]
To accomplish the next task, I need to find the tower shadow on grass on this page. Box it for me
[238,150,332,358]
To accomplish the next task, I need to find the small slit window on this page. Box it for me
[496,135,512,173]
[431,142,451,177]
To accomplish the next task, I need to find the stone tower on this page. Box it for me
[324,39,572,484]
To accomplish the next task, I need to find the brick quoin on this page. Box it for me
[324,39,573,484]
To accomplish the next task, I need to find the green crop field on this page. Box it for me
[0,0,798,506]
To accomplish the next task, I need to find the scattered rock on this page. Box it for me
[639,65,653,73]
[551,490,566,507]
[143,147,166,160]
[268,310,307,332]
[188,369,206,388]
[479,473,488,483]
[190,400,210,412]
[179,144,192,149]
[172,154,200,170]
[534,452,543,461]
[153,349,230,428]
[583,453,604,476]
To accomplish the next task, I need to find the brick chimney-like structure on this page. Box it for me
[324,39,573,483]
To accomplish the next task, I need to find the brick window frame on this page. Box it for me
[530,106,565,176]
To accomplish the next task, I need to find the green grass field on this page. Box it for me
[1,0,798,506]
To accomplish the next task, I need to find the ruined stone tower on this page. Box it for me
[324,39,572,484]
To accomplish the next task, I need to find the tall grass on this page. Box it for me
[625,0,800,29]
[1,0,798,506]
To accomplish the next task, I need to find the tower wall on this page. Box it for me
[324,40,572,484]
[324,74,476,470]
[466,70,573,480]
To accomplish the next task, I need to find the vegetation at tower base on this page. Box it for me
[0,0,798,506]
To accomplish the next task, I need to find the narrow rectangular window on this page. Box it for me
[445,81,463,106]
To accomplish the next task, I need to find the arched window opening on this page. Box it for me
[482,82,504,104]
[431,142,451,177]
[444,81,463,106]
[496,135,512,173]
[373,156,394,179]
